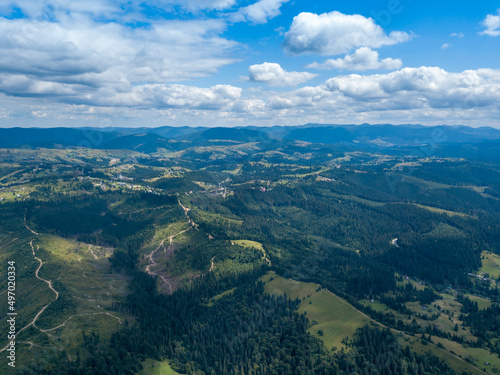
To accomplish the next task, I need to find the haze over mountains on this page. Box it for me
[2,124,500,151]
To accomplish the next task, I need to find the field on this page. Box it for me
[359,299,389,312]
[232,239,263,250]
[411,203,470,218]
[430,336,500,374]
[0,222,130,368]
[467,294,493,310]
[262,272,493,375]
[232,240,270,265]
[405,338,485,375]
[481,251,500,279]
[207,287,236,306]
[139,359,181,375]
[262,272,371,350]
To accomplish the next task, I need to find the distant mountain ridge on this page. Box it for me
[0,127,118,148]
[99,133,173,153]
[1,124,500,150]
[180,127,270,142]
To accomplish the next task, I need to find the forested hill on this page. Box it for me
[1,124,500,150]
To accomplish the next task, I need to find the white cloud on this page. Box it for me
[163,0,236,11]
[0,0,247,117]
[307,47,402,71]
[283,11,412,56]
[0,1,118,19]
[266,85,333,110]
[323,67,500,109]
[275,26,286,36]
[441,43,451,50]
[0,76,243,111]
[235,0,289,24]
[130,84,242,110]
[247,62,317,87]
[0,2,499,128]
[234,67,500,126]
[450,32,464,38]
[0,0,236,18]
[0,16,240,100]
[2,67,500,127]
[479,10,500,36]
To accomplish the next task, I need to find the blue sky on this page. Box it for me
[0,0,499,127]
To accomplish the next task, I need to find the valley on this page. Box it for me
[0,125,499,374]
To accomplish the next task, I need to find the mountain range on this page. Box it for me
[1,124,500,151]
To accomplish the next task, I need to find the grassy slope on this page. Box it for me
[481,251,500,279]
[0,228,129,371]
[138,359,181,375]
[262,272,370,351]
[359,299,388,312]
[232,240,270,265]
[207,287,236,307]
[233,240,263,250]
[431,336,500,373]
[412,203,470,218]
[262,272,491,375]
[466,294,493,310]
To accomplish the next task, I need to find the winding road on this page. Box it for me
[209,256,216,272]
[1,208,122,354]
[144,239,174,293]
[1,211,60,353]
[88,245,98,260]
[144,200,212,293]
[145,240,165,275]
[144,225,193,294]
[23,219,60,329]
[179,200,199,230]
[41,312,122,333]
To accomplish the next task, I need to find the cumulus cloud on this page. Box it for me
[0,2,499,127]
[247,62,317,87]
[479,9,500,36]
[227,67,500,126]
[0,0,253,117]
[283,11,412,56]
[450,32,464,38]
[0,0,236,18]
[441,43,451,50]
[0,1,118,19]
[307,47,402,71]
[237,0,289,24]
[0,14,241,106]
[323,67,500,109]
[129,84,242,110]
[0,76,242,111]
[2,67,500,127]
